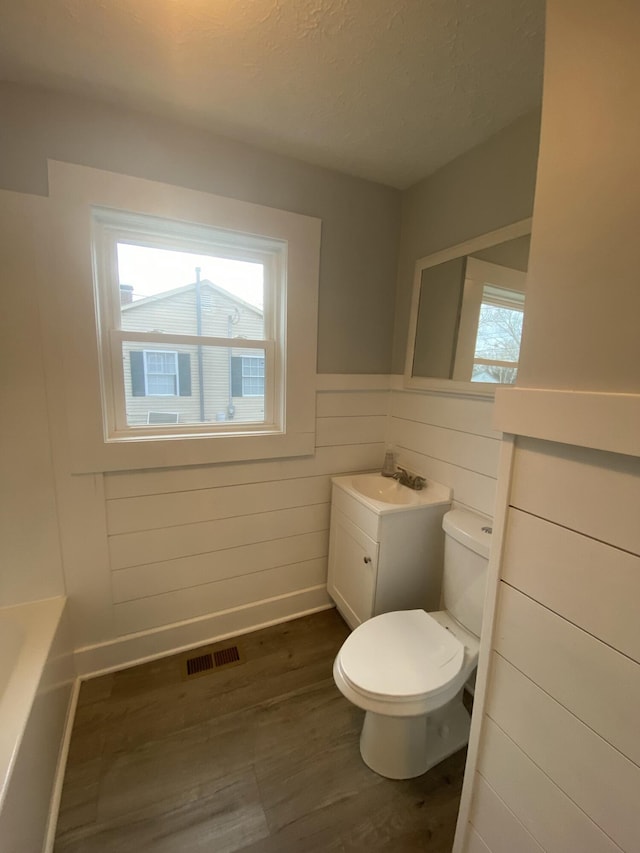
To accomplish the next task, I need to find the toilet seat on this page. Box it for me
[337,609,464,702]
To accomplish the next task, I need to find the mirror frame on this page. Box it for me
[403,218,533,398]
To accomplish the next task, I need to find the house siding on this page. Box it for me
[121,283,265,425]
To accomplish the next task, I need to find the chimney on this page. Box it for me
[120,284,134,305]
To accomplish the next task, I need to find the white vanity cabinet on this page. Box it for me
[327,473,451,630]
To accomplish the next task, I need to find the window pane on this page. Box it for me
[123,343,266,427]
[241,356,265,396]
[117,243,264,338]
[471,363,518,384]
[474,303,524,362]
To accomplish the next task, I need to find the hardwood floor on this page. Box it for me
[54,609,467,852]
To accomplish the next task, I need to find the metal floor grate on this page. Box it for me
[183,643,244,680]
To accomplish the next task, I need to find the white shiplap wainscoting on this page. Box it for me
[75,376,390,675]
[455,390,640,853]
[388,378,500,518]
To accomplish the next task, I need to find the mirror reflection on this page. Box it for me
[411,232,530,385]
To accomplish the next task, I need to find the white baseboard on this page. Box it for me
[74,586,334,679]
[42,677,81,853]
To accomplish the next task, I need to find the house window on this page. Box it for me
[231,356,265,397]
[138,351,180,396]
[93,209,281,436]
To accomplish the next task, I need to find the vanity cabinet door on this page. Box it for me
[327,508,379,629]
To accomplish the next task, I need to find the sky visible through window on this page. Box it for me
[117,243,264,309]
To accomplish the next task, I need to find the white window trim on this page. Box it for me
[46,160,320,473]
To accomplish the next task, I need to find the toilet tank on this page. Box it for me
[442,509,492,637]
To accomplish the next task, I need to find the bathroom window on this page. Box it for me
[53,161,319,472]
[93,209,280,438]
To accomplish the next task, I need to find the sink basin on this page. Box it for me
[351,475,416,505]
[332,472,451,515]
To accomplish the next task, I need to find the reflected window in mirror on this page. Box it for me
[472,284,524,384]
[406,221,531,397]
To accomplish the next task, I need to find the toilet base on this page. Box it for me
[359,691,471,779]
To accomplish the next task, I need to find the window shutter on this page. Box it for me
[231,357,243,397]
[178,353,192,396]
[130,351,146,396]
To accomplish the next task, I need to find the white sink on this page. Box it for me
[351,475,420,505]
[333,472,451,515]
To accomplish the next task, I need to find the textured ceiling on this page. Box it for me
[0,0,545,188]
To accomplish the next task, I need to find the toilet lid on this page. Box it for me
[339,610,464,699]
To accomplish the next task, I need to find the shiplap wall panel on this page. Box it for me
[390,391,500,439]
[112,530,328,602]
[109,503,329,570]
[392,419,499,477]
[487,653,640,853]
[104,442,384,500]
[388,391,500,517]
[464,830,491,853]
[114,559,327,635]
[502,508,640,663]
[315,390,390,418]
[107,475,331,535]
[400,447,496,517]
[495,583,640,765]
[511,437,640,555]
[315,415,387,447]
[477,719,622,853]
[468,776,545,853]
[99,386,389,647]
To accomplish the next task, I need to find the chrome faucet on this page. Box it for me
[393,467,426,491]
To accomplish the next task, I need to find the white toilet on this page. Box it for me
[333,508,491,780]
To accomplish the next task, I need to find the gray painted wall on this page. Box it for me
[0,82,401,375]
[392,110,541,373]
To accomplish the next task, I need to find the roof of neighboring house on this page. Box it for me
[121,279,263,316]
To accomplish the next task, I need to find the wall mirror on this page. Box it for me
[404,219,532,397]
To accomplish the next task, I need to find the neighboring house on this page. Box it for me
[121,280,264,426]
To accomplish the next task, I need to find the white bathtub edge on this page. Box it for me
[42,676,81,853]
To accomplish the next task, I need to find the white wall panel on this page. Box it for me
[511,437,640,555]
[392,418,500,477]
[390,391,500,439]
[87,386,389,666]
[0,192,65,607]
[477,719,622,853]
[495,582,640,765]
[486,653,640,853]
[315,390,390,418]
[468,776,544,853]
[114,558,327,635]
[464,829,491,853]
[109,503,330,570]
[502,508,640,663]
[106,475,331,535]
[315,414,387,447]
[388,390,500,517]
[399,447,496,517]
[112,530,327,602]
[104,443,383,499]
